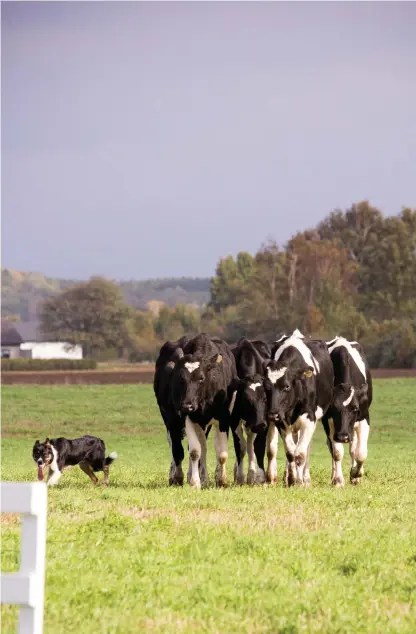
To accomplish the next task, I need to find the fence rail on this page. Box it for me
[1,482,48,634]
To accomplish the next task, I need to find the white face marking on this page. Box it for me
[273,335,320,374]
[248,382,262,391]
[328,337,367,380]
[342,386,355,407]
[267,366,287,384]
[184,361,200,374]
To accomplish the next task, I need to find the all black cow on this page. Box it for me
[154,336,190,486]
[266,330,334,486]
[323,336,373,486]
[230,338,270,485]
[169,333,238,488]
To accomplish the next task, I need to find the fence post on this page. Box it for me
[1,482,48,634]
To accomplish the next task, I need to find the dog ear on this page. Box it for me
[34,439,40,445]
[45,438,51,446]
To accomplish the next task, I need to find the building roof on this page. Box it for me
[1,319,46,345]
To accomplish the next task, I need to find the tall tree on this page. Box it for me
[210,252,254,311]
[39,277,134,357]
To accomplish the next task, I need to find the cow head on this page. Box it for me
[171,352,223,415]
[263,360,315,425]
[233,374,268,434]
[331,383,368,443]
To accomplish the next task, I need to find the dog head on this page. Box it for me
[32,438,54,481]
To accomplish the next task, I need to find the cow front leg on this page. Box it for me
[232,422,246,485]
[350,419,369,484]
[303,442,312,487]
[294,416,316,485]
[254,431,266,484]
[168,429,185,486]
[185,417,206,489]
[280,428,297,486]
[214,423,229,487]
[327,418,345,486]
[246,429,258,485]
[266,424,279,485]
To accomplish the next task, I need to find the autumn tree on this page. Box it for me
[210,252,255,311]
[39,277,134,357]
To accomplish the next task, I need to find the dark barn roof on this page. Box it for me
[1,319,46,345]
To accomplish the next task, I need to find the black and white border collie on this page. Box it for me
[32,435,117,486]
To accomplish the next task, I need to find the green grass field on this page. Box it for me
[1,381,416,634]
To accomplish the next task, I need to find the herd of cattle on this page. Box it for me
[153,330,372,489]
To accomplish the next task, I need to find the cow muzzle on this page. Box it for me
[252,421,268,434]
[182,403,196,413]
[267,412,280,423]
[334,433,350,444]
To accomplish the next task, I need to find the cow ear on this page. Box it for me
[357,383,368,399]
[207,353,222,368]
[299,366,314,379]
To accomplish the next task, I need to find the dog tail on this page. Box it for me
[105,451,118,466]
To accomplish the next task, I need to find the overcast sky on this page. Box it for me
[2,1,415,280]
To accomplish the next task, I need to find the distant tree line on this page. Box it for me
[38,202,416,368]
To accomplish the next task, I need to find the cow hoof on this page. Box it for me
[233,464,245,485]
[350,477,362,485]
[170,476,184,487]
[247,469,256,485]
[266,471,278,485]
[303,478,312,488]
[189,478,201,489]
[332,478,345,487]
[216,479,228,488]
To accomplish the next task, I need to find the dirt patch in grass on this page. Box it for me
[118,505,323,532]
[1,513,21,528]
[3,367,416,385]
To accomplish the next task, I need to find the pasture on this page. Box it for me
[1,381,416,634]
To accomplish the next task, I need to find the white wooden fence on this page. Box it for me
[1,482,47,634]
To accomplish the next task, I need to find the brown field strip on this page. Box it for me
[2,366,416,385]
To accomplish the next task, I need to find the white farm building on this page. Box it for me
[1,320,83,360]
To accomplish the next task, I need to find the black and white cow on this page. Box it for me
[323,336,372,486]
[267,330,334,486]
[154,336,190,486]
[169,333,238,489]
[230,338,270,485]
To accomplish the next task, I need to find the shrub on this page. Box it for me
[1,358,97,371]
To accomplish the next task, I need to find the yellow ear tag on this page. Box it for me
[303,369,313,378]
[217,354,223,363]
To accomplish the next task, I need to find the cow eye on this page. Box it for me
[199,377,204,383]
[283,385,290,392]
